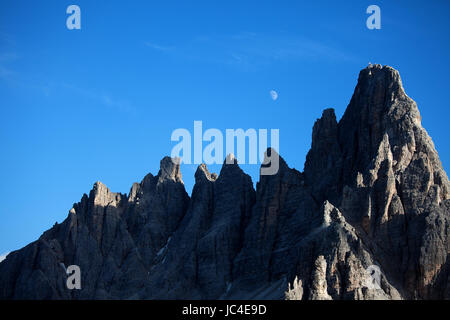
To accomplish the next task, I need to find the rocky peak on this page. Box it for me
[89,181,124,207]
[359,64,405,94]
[260,148,287,170]
[304,108,341,203]
[312,108,337,142]
[218,153,246,181]
[339,65,420,153]
[334,65,450,299]
[335,64,448,201]
[158,156,183,184]
[195,163,217,183]
[225,153,237,164]
[257,148,293,195]
[128,182,140,202]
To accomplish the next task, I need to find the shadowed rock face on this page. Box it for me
[0,65,448,300]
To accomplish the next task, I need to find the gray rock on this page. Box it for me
[0,65,448,300]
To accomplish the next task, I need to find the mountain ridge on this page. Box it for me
[0,64,449,300]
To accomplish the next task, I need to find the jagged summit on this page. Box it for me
[224,153,238,165]
[219,153,248,180]
[159,156,184,183]
[195,163,217,182]
[0,66,448,300]
[360,64,404,88]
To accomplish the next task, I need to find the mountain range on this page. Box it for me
[0,64,448,300]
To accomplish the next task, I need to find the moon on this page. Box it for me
[270,90,278,101]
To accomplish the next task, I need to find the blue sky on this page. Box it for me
[0,0,449,255]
